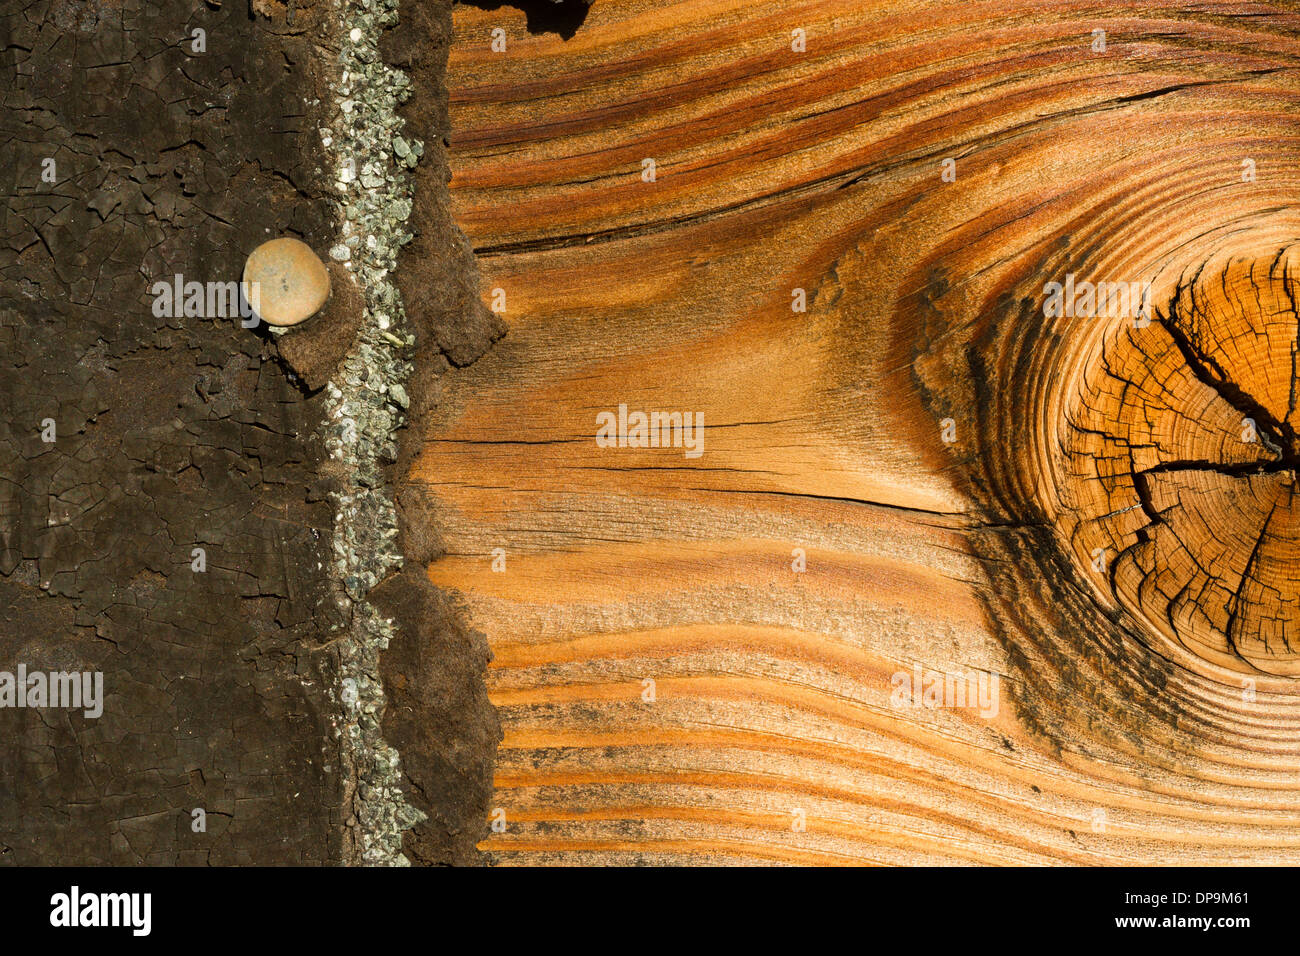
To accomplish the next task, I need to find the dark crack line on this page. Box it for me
[1223,496,1282,660]
[1163,296,1298,463]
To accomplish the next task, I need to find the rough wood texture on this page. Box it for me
[414,0,1300,864]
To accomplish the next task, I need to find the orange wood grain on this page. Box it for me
[411,0,1300,864]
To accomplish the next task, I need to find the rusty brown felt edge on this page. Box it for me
[371,0,507,866]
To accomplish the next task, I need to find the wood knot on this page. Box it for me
[1057,249,1300,675]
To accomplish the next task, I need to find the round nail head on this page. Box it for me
[242,237,331,327]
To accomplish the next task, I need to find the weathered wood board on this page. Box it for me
[412,0,1300,864]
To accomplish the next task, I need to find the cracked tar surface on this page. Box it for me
[1,0,509,866]
[0,0,346,864]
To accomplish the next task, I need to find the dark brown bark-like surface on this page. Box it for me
[378,0,504,866]
[0,0,346,864]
